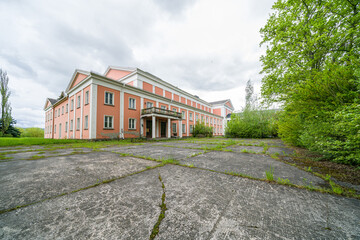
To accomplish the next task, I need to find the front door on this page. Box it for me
[146,120,152,138]
[160,122,166,137]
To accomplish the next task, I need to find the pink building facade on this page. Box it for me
[44,67,234,139]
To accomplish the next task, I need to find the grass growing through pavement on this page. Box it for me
[265,167,274,181]
[150,174,167,240]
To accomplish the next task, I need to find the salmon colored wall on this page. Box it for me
[106,69,132,80]
[213,108,221,116]
[82,86,91,139]
[192,101,196,108]
[187,99,191,106]
[181,97,186,104]
[143,82,153,93]
[173,94,179,102]
[165,90,171,99]
[197,103,200,109]
[75,91,82,139]
[70,73,88,90]
[53,99,68,139]
[46,101,51,108]
[124,93,141,138]
[44,109,53,138]
[159,102,168,109]
[127,81,134,86]
[225,101,232,108]
[96,85,120,139]
[155,86,163,96]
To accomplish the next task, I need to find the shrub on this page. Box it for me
[21,128,44,138]
[193,121,213,137]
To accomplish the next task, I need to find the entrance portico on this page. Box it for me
[141,107,182,139]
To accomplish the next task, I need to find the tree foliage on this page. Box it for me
[260,0,360,165]
[19,127,44,138]
[193,121,213,137]
[0,69,12,135]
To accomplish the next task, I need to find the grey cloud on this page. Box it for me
[152,0,195,14]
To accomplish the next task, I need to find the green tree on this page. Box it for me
[0,69,12,135]
[260,0,360,165]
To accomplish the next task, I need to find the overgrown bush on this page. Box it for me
[225,109,278,138]
[193,121,213,137]
[19,127,44,138]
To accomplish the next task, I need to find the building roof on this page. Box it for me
[48,98,57,105]
[209,99,230,105]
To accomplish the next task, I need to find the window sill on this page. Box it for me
[128,108,136,110]
[128,128,137,131]
[84,128,88,130]
[104,103,114,107]
[85,103,89,106]
[103,128,114,130]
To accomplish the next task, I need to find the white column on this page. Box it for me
[187,111,189,136]
[152,116,156,139]
[120,91,124,138]
[89,84,97,139]
[156,119,159,138]
[140,97,144,137]
[179,119,182,138]
[73,96,76,139]
[80,89,83,139]
[167,118,171,138]
[67,99,70,139]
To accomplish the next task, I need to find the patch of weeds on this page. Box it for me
[324,174,331,181]
[187,164,195,168]
[0,155,13,160]
[307,166,313,172]
[329,180,343,195]
[270,152,280,160]
[265,167,274,181]
[150,174,167,240]
[188,152,204,158]
[277,177,290,185]
[28,155,46,160]
[302,178,315,191]
[161,158,179,165]
[224,171,251,178]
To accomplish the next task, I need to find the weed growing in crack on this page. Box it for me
[270,152,280,160]
[329,180,343,195]
[324,174,331,181]
[265,167,274,181]
[302,178,315,191]
[277,177,290,185]
[150,174,167,240]
[161,158,179,165]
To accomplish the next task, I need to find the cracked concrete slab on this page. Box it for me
[157,165,360,239]
[102,145,204,160]
[180,151,327,187]
[0,168,163,239]
[3,148,93,161]
[0,152,159,211]
[226,145,265,153]
[267,147,295,156]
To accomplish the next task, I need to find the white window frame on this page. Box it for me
[190,125,194,134]
[70,120,73,131]
[161,105,166,110]
[104,91,114,105]
[129,98,136,109]
[182,124,186,133]
[77,96,81,108]
[182,111,186,119]
[84,115,88,129]
[85,91,89,105]
[66,104,68,113]
[62,106,64,115]
[172,108,177,112]
[189,112,193,121]
[172,123,177,133]
[76,118,80,130]
[65,121,68,132]
[129,118,136,130]
[54,124,56,133]
[146,102,153,108]
[104,115,114,129]
[58,109,60,117]
[71,99,74,111]
[196,115,199,121]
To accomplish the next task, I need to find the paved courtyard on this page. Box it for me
[0,138,359,239]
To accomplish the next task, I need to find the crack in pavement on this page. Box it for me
[149,173,167,240]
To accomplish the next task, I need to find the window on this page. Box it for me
[190,125,193,134]
[104,116,113,129]
[201,116,204,122]
[129,98,136,109]
[66,104,68,113]
[62,106,64,115]
[105,92,114,105]
[206,117,209,123]
[71,99,74,111]
[161,106,166,110]
[77,118,80,130]
[65,122,68,132]
[54,110,57,118]
[84,116,88,129]
[172,123,177,133]
[54,125,56,133]
[85,91,89,105]
[182,124,186,133]
[172,108,177,112]
[196,115,199,121]
[189,113,193,121]
[58,109,60,117]
[211,118,213,124]
[146,102,153,108]
[70,120,73,131]
[77,96,81,108]
[129,118,136,129]
[182,111,185,119]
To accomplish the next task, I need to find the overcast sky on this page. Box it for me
[0,0,275,128]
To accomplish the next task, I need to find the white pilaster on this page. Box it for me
[89,84,97,139]
[179,119,182,138]
[152,116,156,139]
[120,90,124,138]
[167,118,171,138]
[67,99,70,139]
[73,96,76,139]
[80,89,83,139]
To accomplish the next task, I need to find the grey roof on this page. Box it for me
[209,99,230,105]
[48,98,57,105]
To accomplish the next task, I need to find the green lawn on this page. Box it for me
[0,137,85,147]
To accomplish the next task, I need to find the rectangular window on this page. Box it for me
[104,116,113,129]
[182,124,186,133]
[54,125,56,133]
[190,125,194,134]
[129,98,136,109]
[172,123,177,133]
[62,106,64,115]
[84,116,88,129]
[206,117,209,123]
[196,115,199,121]
[201,116,204,122]
[71,99,74,111]
[211,118,213,124]
[105,92,114,105]
[172,108,177,112]
[77,118,80,130]
[161,105,166,110]
[77,96,81,108]
[146,102,153,108]
[65,122,68,132]
[129,118,136,129]
[189,113,193,121]
[66,104,68,113]
[70,120,73,131]
[85,91,89,105]
[54,110,57,118]
[58,109,60,117]
[182,111,185,119]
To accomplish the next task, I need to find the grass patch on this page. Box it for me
[265,167,274,181]
[150,174,167,240]
[277,177,290,185]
